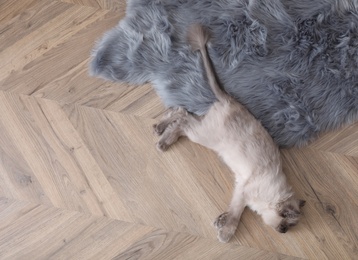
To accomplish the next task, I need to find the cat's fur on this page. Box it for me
[153,24,305,243]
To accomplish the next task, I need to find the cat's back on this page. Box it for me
[209,100,281,174]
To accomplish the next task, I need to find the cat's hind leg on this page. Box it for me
[153,107,187,135]
[154,107,188,151]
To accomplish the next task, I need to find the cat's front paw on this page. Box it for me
[213,212,238,243]
[156,141,170,152]
[214,212,229,228]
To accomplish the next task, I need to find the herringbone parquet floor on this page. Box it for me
[0,1,357,259]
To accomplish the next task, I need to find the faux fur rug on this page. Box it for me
[90,0,358,147]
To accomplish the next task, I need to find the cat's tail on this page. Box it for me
[187,24,228,103]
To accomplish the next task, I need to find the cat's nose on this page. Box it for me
[278,225,288,233]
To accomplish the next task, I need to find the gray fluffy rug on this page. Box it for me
[90,0,358,147]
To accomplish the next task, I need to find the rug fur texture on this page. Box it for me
[90,0,358,147]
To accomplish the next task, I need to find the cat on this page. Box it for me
[153,24,305,243]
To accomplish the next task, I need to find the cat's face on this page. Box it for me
[276,199,306,233]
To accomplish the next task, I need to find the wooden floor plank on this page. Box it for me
[0,0,40,24]
[282,148,358,258]
[0,198,297,260]
[0,1,110,81]
[0,91,132,221]
[59,0,127,11]
[0,198,152,259]
[0,0,72,53]
[112,228,300,260]
[309,122,358,157]
[0,2,120,95]
[0,121,51,205]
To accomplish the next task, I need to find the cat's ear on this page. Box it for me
[299,200,306,208]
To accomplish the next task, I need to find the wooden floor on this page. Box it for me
[0,1,357,259]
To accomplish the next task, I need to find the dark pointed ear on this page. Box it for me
[299,200,306,208]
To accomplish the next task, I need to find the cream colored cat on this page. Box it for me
[153,24,305,243]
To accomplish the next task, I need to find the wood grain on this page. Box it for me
[0,0,357,259]
[60,0,127,11]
